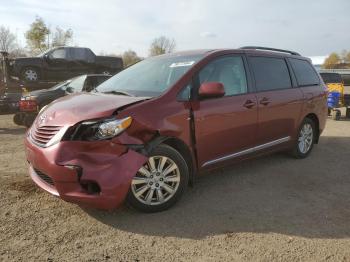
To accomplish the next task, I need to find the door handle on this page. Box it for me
[260,97,270,106]
[243,100,256,109]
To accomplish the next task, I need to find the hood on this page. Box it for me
[36,93,149,126]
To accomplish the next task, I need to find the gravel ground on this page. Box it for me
[0,113,349,262]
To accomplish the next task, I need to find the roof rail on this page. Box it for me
[240,46,301,56]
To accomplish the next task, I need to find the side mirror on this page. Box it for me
[65,86,74,93]
[199,82,225,98]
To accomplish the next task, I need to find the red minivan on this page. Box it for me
[25,47,327,212]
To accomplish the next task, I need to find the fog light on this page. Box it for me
[80,181,101,194]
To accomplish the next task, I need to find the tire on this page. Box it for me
[346,108,350,119]
[126,144,189,213]
[13,113,24,126]
[292,118,316,159]
[23,114,37,128]
[21,67,40,82]
[327,108,331,116]
[331,109,341,121]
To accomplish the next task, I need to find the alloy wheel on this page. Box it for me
[24,69,38,81]
[298,123,313,154]
[131,156,181,206]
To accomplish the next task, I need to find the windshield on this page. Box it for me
[48,80,71,90]
[320,73,342,84]
[36,49,50,57]
[96,54,204,97]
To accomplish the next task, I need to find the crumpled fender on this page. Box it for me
[55,140,148,208]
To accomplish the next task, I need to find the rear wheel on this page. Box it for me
[331,109,341,120]
[346,108,350,118]
[127,144,189,213]
[292,118,315,159]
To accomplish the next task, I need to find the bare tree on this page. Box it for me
[0,26,16,53]
[8,47,28,58]
[149,36,176,56]
[51,27,73,47]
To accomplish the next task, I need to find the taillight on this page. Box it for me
[19,100,38,112]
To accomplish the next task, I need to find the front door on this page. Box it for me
[45,48,70,81]
[192,55,258,169]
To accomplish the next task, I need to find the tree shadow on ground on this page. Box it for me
[86,136,350,240]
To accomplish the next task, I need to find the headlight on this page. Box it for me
[96,117,132,139]
[64,116,133,141]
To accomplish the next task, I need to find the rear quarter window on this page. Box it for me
[289,58,320,86]
[248,56,292,92]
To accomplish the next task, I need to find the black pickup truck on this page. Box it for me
[8,47,123,82]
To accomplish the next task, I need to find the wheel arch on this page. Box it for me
[131,135,196,186]
[161,137,195,186]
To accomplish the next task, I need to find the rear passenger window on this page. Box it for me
[249,57,291,91]
[198,56,248,96]
[289,58,320,86]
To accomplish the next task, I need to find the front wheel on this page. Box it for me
[22,67,39,82]
[23,114,37,128]
[127,144,189,213]
[292,118,315,159]
[13,113,24,126]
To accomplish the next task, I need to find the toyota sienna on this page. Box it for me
[25,47,327,212]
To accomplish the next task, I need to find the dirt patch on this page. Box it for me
[0,114,350,261]
[8,179,41,194]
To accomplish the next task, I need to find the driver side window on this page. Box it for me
[198,56,248,96]
[50,49,67,59]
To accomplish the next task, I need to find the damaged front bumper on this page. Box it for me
[25,137,148,210]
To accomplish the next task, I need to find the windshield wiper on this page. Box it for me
[103,90,134,97]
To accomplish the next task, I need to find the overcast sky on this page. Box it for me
[1,0,349,57]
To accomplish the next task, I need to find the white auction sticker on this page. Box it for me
[169,61,195,68]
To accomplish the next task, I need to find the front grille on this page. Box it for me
[30,125,62,146]
[34,169,54,186]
